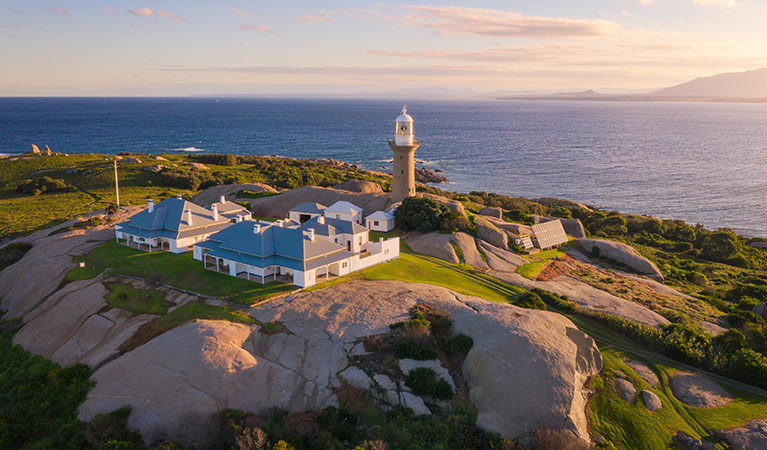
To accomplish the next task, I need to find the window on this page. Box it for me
[374,221,379,226]
[385,249,389,255]
[342,262,347,268]
[336,214,340,219]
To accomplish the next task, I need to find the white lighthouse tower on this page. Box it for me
[388,106,420,203]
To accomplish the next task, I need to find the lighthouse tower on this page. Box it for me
[388,106,420,203]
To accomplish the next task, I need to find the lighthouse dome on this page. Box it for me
[396,105,413,123]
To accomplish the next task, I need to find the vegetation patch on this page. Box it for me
[515,249,565,280]
[0,242,32,271]
[0,324,93,449]
[259,320,291,336]
[394,196,472,234]
[404,367,454,400]
[104,281,174,315]
[237,189,279,199]
[67,241,295,305]
[16,176,76,196]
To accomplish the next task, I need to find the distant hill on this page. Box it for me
[648,68,767,98]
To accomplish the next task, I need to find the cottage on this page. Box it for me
[115,195,250,253]
[365,210,395,232]
[299,215,370,254]
[324,200,363,224]
[288,202,326,224]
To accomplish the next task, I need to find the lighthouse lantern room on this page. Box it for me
[388,105,421,203]
[394,106,414,146]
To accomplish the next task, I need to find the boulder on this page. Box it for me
[670,372,732,408]
[190,183,277,206]
[641,389,662,411]
[154,155,169,161]
[476,239,528,270]
[478,207,503,219]
[716,418,767,450]
[339,366,371,390]
[186,162,209,170]
[31,144,41,154]
[560,219,587,238]
[673,431,706,450]
[537,197,593,211]
[400,391,431,416]
[142,164,166,172]
[625,360,659,386]
[76,280,602,445]
[575,238,664,282]
[373,374,396,391]
[404,232,459,264]
[753,302,767,321]
[418,193,466,216]
[118,157,142,164]
[451,232,490,270]
[614,377,636,404]
[475,216,508,249]
[333,180,383,194]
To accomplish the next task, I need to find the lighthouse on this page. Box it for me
[388,106,420,203]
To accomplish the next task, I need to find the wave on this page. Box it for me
[172,147,205,152]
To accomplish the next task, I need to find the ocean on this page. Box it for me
[1,97,766,237]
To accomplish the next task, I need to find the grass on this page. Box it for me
[450,242,465,262]
[68,241,295,305]
[572,312,767,450]
[515,248,566,279]
[103,282,174,315]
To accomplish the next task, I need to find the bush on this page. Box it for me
[85,406,143,450]
[195,153,238,166]
[514,292,547,310]
[393,341,438,360]
[16,176,76,196]
[533,288,578,313]
[159,169,212,190]
[446,334,474,357]
[0,242,32,271]
[404,368,454,400]
[394,197,449,233]
[700,231,741,264]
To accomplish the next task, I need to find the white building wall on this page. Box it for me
[353,238,400,271]
[366,218,395,232]
[324,211,362,224]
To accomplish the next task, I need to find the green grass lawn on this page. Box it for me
[68,241,295,305]
[103,282,174,315]
[576,312,767,450]
[516,248,566,279]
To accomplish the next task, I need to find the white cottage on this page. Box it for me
[365,210,395,232]
[324,201,363,224]
[115,196,250,253]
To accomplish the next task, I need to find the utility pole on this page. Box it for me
[114,160,120,211]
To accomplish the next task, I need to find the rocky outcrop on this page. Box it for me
[31,144,41,154]
[186,162,209,170]
[479,207,503,219]
[475,216,508,249]
[537,197,593,211]
[142,164,166,172]
[333,180,383,194]
[625,360,659,386]
[248,186,395,218]
[118,157,142,164]
[715,419,767,450]
[671,372,732,408]
[404,232,459,264]
[641,390,662,411]
[418,193,466,216]
[560,219,587,238]
[190,183,277,206]
[0,207,141,318]
[674,431,715,450]
[753,302,767,321]
[76,280,602,445]
[575,238,664,282]
[452,232,489,270]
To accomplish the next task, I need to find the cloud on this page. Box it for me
[227,8,251,18]
[241,24,276,34]
[50,6,70,15]
[299,15,327,23]
[128,8,184,21]
[693,0,739,6]
[104,6,116,15]
[640,0,654,5]
[400,5,621,39]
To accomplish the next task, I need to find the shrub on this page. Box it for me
[700,231,741,264]
[393,341,438,360]
[533,288,578,313]
[404,368,454,400]
[394,197,449,233]
[85,406,143,450]
[446,334,474,357]
[514,292,547,310]
[159,169,212,190]
[16,176,75,195]
[195,153,238,166]
[0,242,32,271]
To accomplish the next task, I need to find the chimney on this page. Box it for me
[318,216,325,224]
[253,223,261,234]
[307,228,315,241]
[212,204,219,221]
[220,195,226,204]
[185,209,192,225]
[148,199,154,213]
[176,194,182,200]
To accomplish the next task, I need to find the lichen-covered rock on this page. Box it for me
[671,372,732,408]
[575,238,664,282]
[479,207,503,219]
[333,180,383,194]
[400,391,431,416]
[475,216,508,249]
[716,418,767,450]
[625,360,659,386]
[560,219,587,238]
[614,377,637,404]
[641,389,662,411]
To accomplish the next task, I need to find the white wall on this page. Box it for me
[366,218,395,232]
[353,238,400,271]
[324,211,362,224]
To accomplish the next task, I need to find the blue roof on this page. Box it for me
[120,197,235,239]
[291,202,326,214]
[300,216,367,235]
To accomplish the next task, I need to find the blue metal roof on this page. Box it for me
[291,202,327,214]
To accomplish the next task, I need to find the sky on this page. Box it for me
[1,1,766,96]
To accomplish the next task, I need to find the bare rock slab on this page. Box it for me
[716,418,767,450]
[671,372,732,408]
[575,238,664,282]
[625,360,659,386]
